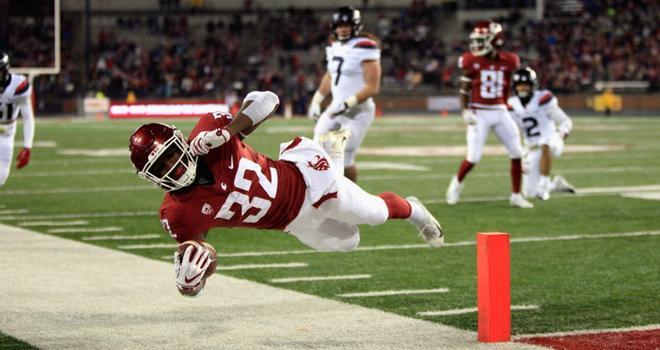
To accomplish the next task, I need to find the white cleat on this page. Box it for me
[406,196,444,248]
[552,175,576,194]
[446,176,464,205]
[536,190,550,201]
[318,128,351,159]
[510,193,534,208]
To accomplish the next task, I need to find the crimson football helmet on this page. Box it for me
[129,123,197,191]
[469,21,503,56]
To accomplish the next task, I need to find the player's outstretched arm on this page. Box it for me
[308,72,331,120]
[16,92,35,169]
[232,91,280,138]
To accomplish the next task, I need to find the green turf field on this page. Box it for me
[1,115,659,340]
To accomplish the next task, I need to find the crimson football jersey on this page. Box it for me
[458,51,520,109]
[159,112,307,243]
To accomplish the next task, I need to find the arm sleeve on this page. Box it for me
[241,91,280,124]
[547,102,572,135]
[18,89,35,149]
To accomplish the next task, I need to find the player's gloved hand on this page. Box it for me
[326,96,358,118]
[174,245,212,296]
[16,148,31,169]
[559,131,569,140]
[461,109,477,125]
[189,128,230,156]
[307,91,325,121]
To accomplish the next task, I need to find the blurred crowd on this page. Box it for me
[26,0,659,106]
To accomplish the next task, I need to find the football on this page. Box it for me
[177,240,218,279]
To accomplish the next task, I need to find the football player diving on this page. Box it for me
[129,91,443,297]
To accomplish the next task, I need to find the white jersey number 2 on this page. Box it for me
[216,158,278,224]
[479,70,504,99]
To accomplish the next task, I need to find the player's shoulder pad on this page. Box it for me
[458,52,473,69]
[538,90,555,106]
[13,75,31,96]
[353,33,380,49]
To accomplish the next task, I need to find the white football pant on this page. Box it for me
[285,175,388,252]
[466,109,523,163]
[0,122,17,186]
[523,137,564,197]
[313,100,375,167]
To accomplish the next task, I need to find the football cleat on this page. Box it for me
[406,196,444,248]
[446,175,464,205]
[510,193,534,208]
[536,190,550,201]
[552,175,576,194]
[318,128,350,160]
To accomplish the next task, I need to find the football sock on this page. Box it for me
[378,192,412,219]
[539,175,552,192]
[511,158,522,193]
[456,159,475,182]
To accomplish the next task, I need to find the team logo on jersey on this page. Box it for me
[220,182,228,191]
[474,63,480,69]
[307,155,330,171]
[201,203,214,215]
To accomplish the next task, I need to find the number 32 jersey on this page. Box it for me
[459,51,519,109]
[159,112,307,243]
[326,36,380,103]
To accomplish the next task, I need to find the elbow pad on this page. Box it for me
[242,91,280,124]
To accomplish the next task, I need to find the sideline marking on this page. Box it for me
[338,288,449,298]
[125,243,178,250]
[18,220,89,227]
[513,324,660,339]
[58,148,127,157]
[218,262,308,271]
[82,234,161,241]
[419,305,539,317]
[47,227,123,234]
[270,274,371,283]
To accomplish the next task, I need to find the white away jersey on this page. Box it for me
[508,90,572,146]
[0,74,32,124]
[325,36,380,103]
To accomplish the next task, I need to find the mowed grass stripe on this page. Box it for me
[419,305,539,317]
[0,211,157,221]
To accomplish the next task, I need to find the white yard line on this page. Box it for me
[200,230,660,257]
[218,262,309,271]
[12,169,133,177]
[0,209,29,215]
[513,324,660,339]
[122,243,177,250]
[47,226,123,234]
[81,234,161,241]
[1,224,547,350]
[270,274,372,283]
[419,305,539,317]
[0,211,156,221]
[360,167,643,181]
[0,185,154,196]
[338,288,449,298]
[18,220,89,227]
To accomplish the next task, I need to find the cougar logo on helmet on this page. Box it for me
[469,21,504,57]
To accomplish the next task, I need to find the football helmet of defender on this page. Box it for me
[130,91,443,297]
[0,51,35,186]
[445,21,532,208]
[508,67,575,200]
[308,6,381,183]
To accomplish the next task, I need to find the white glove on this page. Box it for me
[326,95,358,118]
[461,109,477,125]
[307,91,325,121]
[189,128,230,156]
[174,245,212,294]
